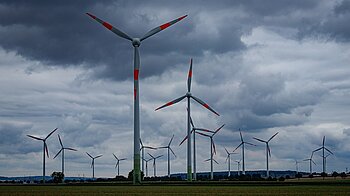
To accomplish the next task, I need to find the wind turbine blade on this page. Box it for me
[91,160,94,168]
[140,15,187,41]
[213,159,219,164]
[311,159,316,165]
[267,144,271,157]
[169,147,177,157]
[187,58,193,92]
[179,134,188,146]
[232,142,243,152]
[212,139,217,154]
[213,124,225,135]
[225,155,229,163]
[120,158,127,161]
[44,143,49,158]
[86,13,132,41]
[147,153,155,159]
[58,134,63,148]
[168,134,175,146]
[204,158,211,162]
[239,131,244,142]
[325,147,334,155]
[45,128,58,140]
[323,136,325,146]
[27,135,43,141]
[224,147,229,155]
[139,138,143,147]
[144,146,156,150]
[195,128,214,133]
[191,95,219,116]
[233,143,243,152]
[253,137,266,143]
[189,115,195,128]
[303,159,309,162]
[65,147,77,151]
[155,95,186,111]
[245,142,256,146]
[86,152,93,159]
[196,132,211,137]
[313,147,322,153]
[155,155,164,159]
[95,155,103,159]
[113,153,118,160]
[53,149,62,159]
[268,132,279,142]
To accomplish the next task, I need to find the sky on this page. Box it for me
[1,0,350,178]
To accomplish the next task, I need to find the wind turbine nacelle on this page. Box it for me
[132,38,141,47]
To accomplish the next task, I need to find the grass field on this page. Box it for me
[1,184,350,196]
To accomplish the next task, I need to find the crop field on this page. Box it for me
[1,184,350,196]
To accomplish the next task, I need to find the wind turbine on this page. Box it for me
[86,152,103,179]
[147,153,163,177]
[224,147,237,177]
[303,151,316,175]
[295,160,301,174]
[179,113,213,180]
[140,138,156,175]
[233,130,256,175]
[253,132,279,177]
[155,59,220,181]
[27,128,58,183]
[142,157,152,177]
[53,134,77,178]
[235,160,242,175]
[196,124,225,180]
[157,135,176,178]
[313,136,333,174]
[113,153,127,176]
[87,13,187,184]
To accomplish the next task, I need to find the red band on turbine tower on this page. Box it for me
[134,88,137,100]
[103,22,113,30]
[134,69,139,81]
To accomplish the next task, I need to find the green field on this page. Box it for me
[1,184,350,196]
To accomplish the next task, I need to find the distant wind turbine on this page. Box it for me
[196,124,225,180]
[233,130,256,175]
[303,151,316,175]
[140,138,156,175]
[142,157,152,177]
[235,160,242,175]
[155,58,220,181]
[148,153,163,177]
[313,136,333,174]
[27,128,58,183]
[86,152,103,179]
[157,135,176,178]
[224,147,237,177]
[113,153,127,176]
[253,132,279,177]
[53,134,77,177]
[87,12,187,184]
[295,160,301,174]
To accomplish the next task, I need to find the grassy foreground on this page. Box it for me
[1,184,350,196]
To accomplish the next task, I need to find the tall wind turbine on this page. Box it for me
[235,160,242,175]
[313,136,333,174]
[224,147,237,177]
[196,124,225,180]
[53,134,77,177]
[86,152,103,179]
[157,135,176,178]
[147,153,163,177]
[253,132,279,177]
[140,138,156,175]
[27,128,58,183]
[233,131,256,175]
[155,59,220,181]
[113,153,127,176]
[142,157,152,177]
[179,114,213,180]
[303,151,316,175]
[87,13,187,184]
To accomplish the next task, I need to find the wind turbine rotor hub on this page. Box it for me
[186,92,191,97]
[132,38,141,47]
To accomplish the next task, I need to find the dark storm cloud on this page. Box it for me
[0,0,334,81]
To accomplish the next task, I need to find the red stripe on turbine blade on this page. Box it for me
[86,13,96,19]
[103,22,113,30]
[178,15,188,21]
[188,70,192,78]
[203,103,209,109]
[166,101,174,106]
[160,23,171,30]
[134,69,139,81]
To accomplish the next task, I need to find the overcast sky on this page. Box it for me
[1,0,350,178]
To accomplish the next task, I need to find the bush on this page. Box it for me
[51,172,64,183]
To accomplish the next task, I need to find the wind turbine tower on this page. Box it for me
[233,130,256,175]
[86,152,103,179]
[53,134,77,178]
[157,135,176,178]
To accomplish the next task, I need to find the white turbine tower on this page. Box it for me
[157,135,176,178]
[233,130,256,175]
[155,59,220,181]
[87,13,187,184]
[253,132,279,177]
[53,134,77,178]
[27,128,58,183]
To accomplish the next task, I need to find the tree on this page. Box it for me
[332,171,339,179]
[128,170,144,181]
[340,172,347,179]
[51,172,64,183]
[321,172,327,180]
[295,173,302,180]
